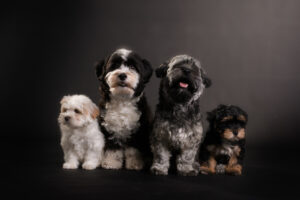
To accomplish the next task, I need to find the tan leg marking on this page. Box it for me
[200,156,217,174]
[225,156,242,175]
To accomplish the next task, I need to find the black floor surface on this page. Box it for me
[5,139,300,200]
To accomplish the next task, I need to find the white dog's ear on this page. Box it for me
[84,102,100,119]
[90,103,100,119]
[60,96,71,105]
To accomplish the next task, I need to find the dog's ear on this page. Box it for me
[155,62,168,78]
[142,59,153,83]
[84,102,100,119]
[95,57,109,80]
[200,68,212,88]
[95,59,105,80]
[206,110,216,123]
[236,107,248,123]
[90,103,100,119]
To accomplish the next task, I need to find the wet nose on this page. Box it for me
[233,130,238,136]
[118,73,127,81]
[64,116,70,122]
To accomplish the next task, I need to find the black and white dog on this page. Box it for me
[95,48,153,170]
[150,55,211,176]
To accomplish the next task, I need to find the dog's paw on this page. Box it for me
[82,161,98,170]
[151,165,168,175]
[177,163,199,176]
[101,160,123,169]
[178,169,199,176]
[215,164,226,174]
[226,165,242,176]
[200,166,215,175]
[101,150,123,170]
[63,162,78,169]
[125,147,144,170]
[125,157,144,170]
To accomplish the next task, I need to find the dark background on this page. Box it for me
[3,0,300,199]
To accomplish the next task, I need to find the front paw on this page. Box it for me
[63,162,78,169]
[101,159,123,169]
[226,165,242,176]
[101,150,123,170]
[177,164,199,176]
[151,165,168,175]
[124,147,144,170]
[215,164,226,174]
[200,165,215,175]
[125,157,144,170]
[82,161,98,170]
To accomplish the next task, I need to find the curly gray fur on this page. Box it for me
[151,55,211,176]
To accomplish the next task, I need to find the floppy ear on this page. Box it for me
[142,59,153,83]
[200,68,212,88]
[155,62,168,78]
[206,111,216,123]
[237,108,248,123]
[84,102,100,119]
[95,57,109,80]
[90,103,100,119]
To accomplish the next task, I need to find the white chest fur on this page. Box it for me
[102,99,141,140]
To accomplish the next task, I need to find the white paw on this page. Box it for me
[151,165,168,175]
[101,150,123,169]
[82,162,98,170]
[216,164,226,174]
[125,157,144,170]
[101,160,122,169]
[63,162,78,169]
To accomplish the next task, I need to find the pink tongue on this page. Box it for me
[179,82,188,88]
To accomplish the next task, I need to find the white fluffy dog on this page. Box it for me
[58,94,105,170]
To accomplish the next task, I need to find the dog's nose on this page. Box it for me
[118,73,127,81]
[233,130,238,136]
[64,116,70,122]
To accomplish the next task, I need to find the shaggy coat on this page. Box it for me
[95,48,153,170]
[151,55,211,176]
[58,95,105,170]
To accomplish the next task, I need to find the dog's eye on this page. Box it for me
[129,65,135,70]
[62,108,67,112]
[74,109,81,114]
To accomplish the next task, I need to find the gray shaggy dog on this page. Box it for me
[150,55,211,176]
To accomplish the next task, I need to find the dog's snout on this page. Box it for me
[64,116,71,122]
[118,73,127,81]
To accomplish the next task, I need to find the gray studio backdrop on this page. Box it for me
[15,0,300,145]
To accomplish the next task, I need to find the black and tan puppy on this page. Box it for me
[95,48,153,170]
[199,104,248,175]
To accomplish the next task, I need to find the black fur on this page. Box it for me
[95,49,153,162]
[200,104,248,175]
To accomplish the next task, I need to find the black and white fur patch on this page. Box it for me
[95,48,153,170]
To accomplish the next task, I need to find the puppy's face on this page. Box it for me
[96,49,153,99]
[58,95,99,129]
[209,105,248,143]
[156,55,211,103]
